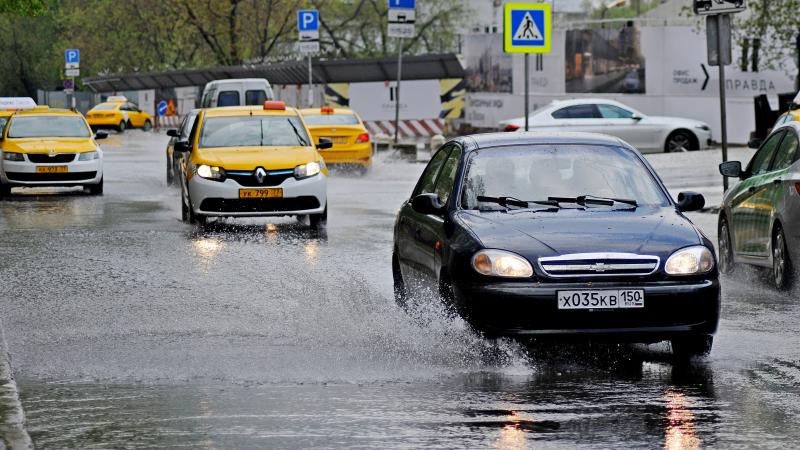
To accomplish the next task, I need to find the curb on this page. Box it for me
[0,322,32,450]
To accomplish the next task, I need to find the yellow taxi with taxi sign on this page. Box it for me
[300,106,371,173]
[0,105,107,197]
[174,101,332,227]
[85,95,153,132]
[0,97,37,131]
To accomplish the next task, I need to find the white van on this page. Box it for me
[200,78,275,108]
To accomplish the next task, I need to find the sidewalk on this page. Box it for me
[0,323,32,450]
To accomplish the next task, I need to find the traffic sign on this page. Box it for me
[503,3,552,54]
[387,0,415,38]
[63,79,74,95]
[388,0,415,8]
[157,100,168,117]
[298,10,320,54]
[65,62,79,69]
[693,0,746,16]
[65,68,80,77]
[65,49,80,64]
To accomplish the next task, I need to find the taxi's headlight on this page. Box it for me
[78,151,99,161]
[472,249,534,278]
[295,161,321,179]
[2,152,24,161]
[665,246,714,275]
[197,164,226,181]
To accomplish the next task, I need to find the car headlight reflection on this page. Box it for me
[78,151,99,161]
[472,249,534,278]
[2,152,24,161]
[665,246,714,275]
[295,161,321,179]
[197,164,226,181]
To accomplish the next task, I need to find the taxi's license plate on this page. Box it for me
[557,290,644,310]
[322,136,348,144]
[36,166,68,174]
[239,188,283,199]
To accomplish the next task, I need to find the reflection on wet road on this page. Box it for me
[1,132,799,448]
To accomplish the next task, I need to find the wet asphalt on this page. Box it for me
[0,131,798,449]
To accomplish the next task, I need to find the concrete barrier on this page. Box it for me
[0,324,32,450]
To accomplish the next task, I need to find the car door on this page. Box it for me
[420,145,462,283]
[758,130,800,255]
[596,103,658,150]
[730,130,785,256]
[396,145,452,285]
[546,104,602,133]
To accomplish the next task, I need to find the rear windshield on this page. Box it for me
[92,104,118,110]
[303,114,360,126]
[200,116,310,148]
[7,116,91,138]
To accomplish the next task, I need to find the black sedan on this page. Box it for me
[392,132,720,357]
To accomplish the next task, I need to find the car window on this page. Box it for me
[128,104,140,112]
[179,112,198,141]
[771,131,799,171]
[551,104,599,119]
[303,114,360,126]
[414,145,452,197]
[92,104,118,111]
[7,115,91,138]
[598,104,635,119]
[0,117,8,131]
[749,131,785,176]
[119,105,131,111]
[433,145,462,205]
[199,116,310,147]
[245,90,267,106]
[217,91,240,107]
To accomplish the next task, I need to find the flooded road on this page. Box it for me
[1,132,799,448]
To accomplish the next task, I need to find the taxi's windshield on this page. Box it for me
[303,114,359,126]
[200,116,310,148]
[92,104,118,111]
[461,145,670,209]
[7,115,91,138]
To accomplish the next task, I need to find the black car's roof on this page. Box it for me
[456,131,628,152]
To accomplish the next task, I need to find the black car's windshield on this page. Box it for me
[200,116,310,148]
[7,115,92,138]
[461,144,669,210]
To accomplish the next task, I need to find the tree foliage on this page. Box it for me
[734,0,800,74]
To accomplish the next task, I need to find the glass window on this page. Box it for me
[217,91,240,107]
[302,114,360,126]
[598,104,635,119]
[127,103,140,112]
[434,146,462,205]
[461,144,670,209]
[8,115,91,138]
[551,104,599,119]
[414,145,452,196]
[0,117,9,131]
[199,116,310,148]
[245,90,267,106]
[179,111,198,141]
[92,104,119,111]
[749,131,784,176]
[771,131,799,171]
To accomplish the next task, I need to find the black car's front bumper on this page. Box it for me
[454,279,720,342]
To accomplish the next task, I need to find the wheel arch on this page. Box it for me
[665,128,700,152]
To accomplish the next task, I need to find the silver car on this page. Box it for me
[718,121,800,289]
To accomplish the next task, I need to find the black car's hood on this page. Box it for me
[456,206,702,259]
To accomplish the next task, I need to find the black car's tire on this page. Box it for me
[117,121,126,132]
[772,226,793,290]
[309,205,327,230]
[718,216,736,275]
[87,178,103,195]
[0,183,11,198]
[392,253,409,310]
[665,130,697,153]
[671,335,713,358]
[143,120,152,132]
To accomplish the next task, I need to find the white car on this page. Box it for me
[500,99,713,153]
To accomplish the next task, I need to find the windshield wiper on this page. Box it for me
[476,196,560,208]
[286,119,309,147]
[547,195,638,207]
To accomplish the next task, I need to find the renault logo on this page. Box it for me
[254,167,267,184]
[48,149,56,157]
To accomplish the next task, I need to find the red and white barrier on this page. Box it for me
[155,115,184,129]
[365,119,445,139]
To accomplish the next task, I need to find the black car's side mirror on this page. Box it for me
[677,191,705,212]
[412,193,444,215]
[719,160,743,178]
[317,137,333,150]
[166,129,180,138]
[94,131,109,140]
[173,140,191,153]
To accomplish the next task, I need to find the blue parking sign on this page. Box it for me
[65,49,80,63]
[298,10,319,32]
[388,0,415,8]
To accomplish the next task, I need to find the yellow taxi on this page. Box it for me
[773,93,800,128]
[85,96,153,132]
[0,97,37,131]
[174,101,332,228]
[0,106,107,196]
[300,107,371,173]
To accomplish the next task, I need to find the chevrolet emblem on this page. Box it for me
[591,262,608,272]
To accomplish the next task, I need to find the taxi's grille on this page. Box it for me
[226,170,294,187]
[538,253,660,278]
[5,171,96,182]
[199,196,320,213]
[27,153,76,163]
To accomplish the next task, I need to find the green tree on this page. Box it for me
[734,0,800,78]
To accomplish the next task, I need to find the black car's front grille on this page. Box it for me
[538,253,660,278]
[27,153,76,163]
[226,169,295,187]
[5,171,97,182]
[199,196,320,213]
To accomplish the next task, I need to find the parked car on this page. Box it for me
[393,132,719,357]
[165,109,199,186]
[200,78,275,108]
[85,96,152,132]
[499,99,712,153]
[300,106,372,174]
[718,121,800,289]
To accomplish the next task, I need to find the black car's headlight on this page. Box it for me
[472,249,534,278]
[197,164,226,181]
[665,246,714,275]
[2,152,24,161]
[294,161,321,179]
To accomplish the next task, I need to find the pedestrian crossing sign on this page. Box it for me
[504,3,552,54]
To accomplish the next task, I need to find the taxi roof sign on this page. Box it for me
[0,97,36,110]
[504,3,552,54]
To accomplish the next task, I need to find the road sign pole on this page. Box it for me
[308,55,314,107]
[524,53,530,132]
[394,37,403,145]
[717,14,729,192]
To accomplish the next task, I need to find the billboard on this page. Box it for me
[565,25,645,94]
[463,34,513,93]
